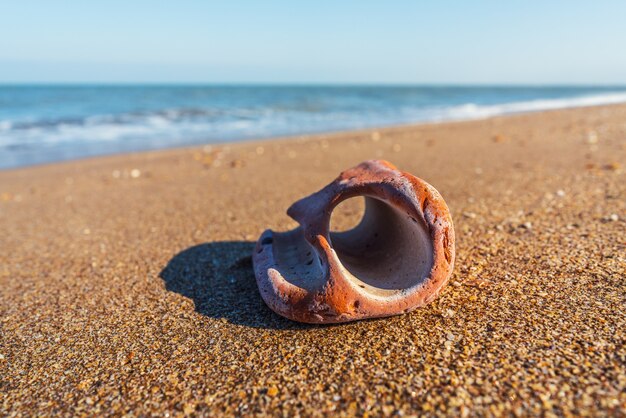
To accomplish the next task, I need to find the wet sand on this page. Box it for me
[1,105,625,416]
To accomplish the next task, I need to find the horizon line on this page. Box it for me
[1,81,626,88]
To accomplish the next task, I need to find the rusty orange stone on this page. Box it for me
[252,160,455,323]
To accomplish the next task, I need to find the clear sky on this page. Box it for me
[1,1,626,84]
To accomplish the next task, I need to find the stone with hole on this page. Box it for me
[252,160,456,323]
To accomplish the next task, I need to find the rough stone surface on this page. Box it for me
[253,159,455,323]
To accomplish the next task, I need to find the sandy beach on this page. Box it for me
[1,104,625,416]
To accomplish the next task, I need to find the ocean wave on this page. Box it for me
[435,91,626,121]
[0,113,265,149]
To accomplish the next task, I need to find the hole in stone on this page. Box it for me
[329,196,434,296]
[329,196,365,233]
[261,236,273,245]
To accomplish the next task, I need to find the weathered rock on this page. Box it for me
[253,160,455,323]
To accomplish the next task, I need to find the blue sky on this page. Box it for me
[1,1,625,84]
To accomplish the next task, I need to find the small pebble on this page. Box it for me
[130,169,141,178]
[556,189,566,197]
[604,162,621,171]
[520,222,532,230]
[586,131,598,144]
[443,308,455,318]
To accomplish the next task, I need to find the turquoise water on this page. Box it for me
[2,85,626,169]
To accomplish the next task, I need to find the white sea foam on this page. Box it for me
[0,120,12,131]
[437,91,626,121]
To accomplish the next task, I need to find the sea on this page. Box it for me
[2,85,626,169]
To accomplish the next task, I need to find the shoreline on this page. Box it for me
[3,100,626,172]
[1,103,625,415]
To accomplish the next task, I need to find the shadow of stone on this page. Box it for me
[159,241,308,330]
